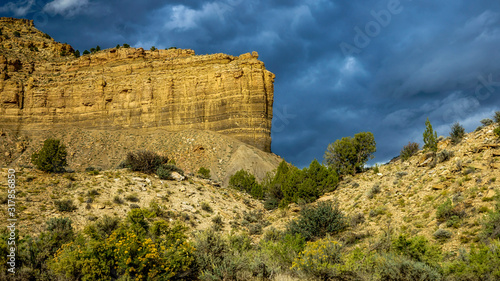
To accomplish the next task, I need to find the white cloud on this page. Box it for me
[0,0,35,17]
[43,0,89,17]
[163,3,224,31]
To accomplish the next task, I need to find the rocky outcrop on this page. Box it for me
[0,18,274,152]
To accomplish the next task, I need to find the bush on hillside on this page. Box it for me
[229,169,263,199]
[494,111,500,124]
[392,234,442,267]
[436,149,454,163]
[122,150,168,174]
[197,167,211,179]
[54,200,77,212]
[494,127,500,139]
[156,163,184,180]
[375,253,442,281]
[444,241,500,280]
[193,229,248,281]
[31,139,68,173]
[400,142,420,162]
[450,122,466,144]
[324,132,376,176]
[481,118,493,126]
[287,201,348,241]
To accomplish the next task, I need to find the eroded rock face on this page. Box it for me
[0,18,274,152]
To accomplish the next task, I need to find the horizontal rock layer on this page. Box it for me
[0,18,275,152]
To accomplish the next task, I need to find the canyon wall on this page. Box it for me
[0,18,275,152]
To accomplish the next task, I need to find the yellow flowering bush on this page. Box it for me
[291,236,343,280]
[50,237,114,281]
[50,213,195,280]
[107,228,195,280]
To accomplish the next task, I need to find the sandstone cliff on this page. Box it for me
[0,17,275,152]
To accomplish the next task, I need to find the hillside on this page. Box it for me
[1,120,499,281]
[0,127,282,186]
[322,123,500,253]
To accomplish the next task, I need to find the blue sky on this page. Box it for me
[2,0,500,167]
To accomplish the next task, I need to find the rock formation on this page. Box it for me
[0,17,275,152]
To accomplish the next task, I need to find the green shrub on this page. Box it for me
[287,201,348,241]
[495,111,500,124]
[444,241,500,280]
[13,31,20,37]
[260,233,305,269]
[369,206,387,218]
[18,218,75,277]
[392,234,442,267]
[31,139,68,173]
[436,198,466,227]
[156,163,184,180]
[375,253,442,281]
[197,167,211,179]
[481,202,500,240]
[124,193,140,202]
[450,122,466,144]
[437,149,454,163]
[481,118,493,126]
[122,43,130,48]
[200,201,212,213]
[211,215,224,231]
[150,46,156,51]
[194,229,248,281]
[123,150,168,174]
[54,199,77,212]
[324,132,376,175]
[82,49,90,55]
[156,164,172,180]
[436,198,453,222]
[400,142,420,162]
[494,127,500,139]
[433,229,452,241]
[423,118,438,152]
[229,169,263,199]
[113,195,124,204]
[367,183,381,199]
[73,49,80,58]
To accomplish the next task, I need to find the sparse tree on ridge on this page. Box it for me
[423,118,438,152]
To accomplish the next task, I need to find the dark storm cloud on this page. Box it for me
[2,0,500,167]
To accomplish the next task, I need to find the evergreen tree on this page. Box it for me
[31,139,68,173]
[423,118,438,152]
